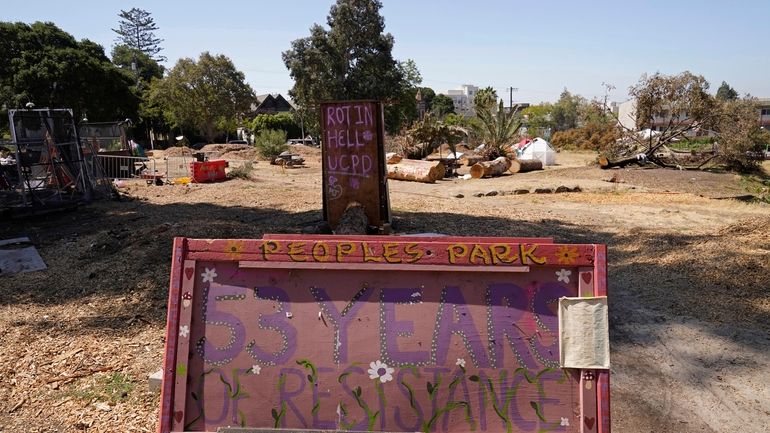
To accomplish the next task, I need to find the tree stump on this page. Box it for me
[335,202,368,235]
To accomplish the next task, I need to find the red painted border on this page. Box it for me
[593,244,611,433]
[158,237,186,433]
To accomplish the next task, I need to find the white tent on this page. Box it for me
[518,137,556,166]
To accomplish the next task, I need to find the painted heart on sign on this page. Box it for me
[174,410,184,423]
[184,267,194,281]
[581,272,592,285]
[585,416,595,430]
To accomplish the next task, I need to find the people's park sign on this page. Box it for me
[158,235,610,433]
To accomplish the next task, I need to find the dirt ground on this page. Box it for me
[1,148,768,433]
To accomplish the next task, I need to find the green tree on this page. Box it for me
[112,8,165,61]
[473,86,498,112]
[416,87,436,112]
[715,81,738,101]
[629,71,714,134]
[282,0,408,133]
[0,21,138,133]
[431,94,455,117]
[112,44,166,141]
[149,52,255,142]
[401,113,467,159]
[385,58,423,133]
[111,44,164,84]
[253,129,288,160]
[474,99,522,159]
[713,97,766,171]
[521,103,555,137]
[551,88,584,131]
[251,112,301,138]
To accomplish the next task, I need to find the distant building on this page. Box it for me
[759,98,770,130]
[445,84,479,116]
[617,98,770,136]
[250,94,295,115]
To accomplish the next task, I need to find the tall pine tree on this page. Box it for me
[282,0,418,133]
[112,8,165,61]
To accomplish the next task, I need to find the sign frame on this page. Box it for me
[158,236,610,433]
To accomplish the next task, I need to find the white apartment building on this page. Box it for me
[616,98,770,136]
[445,84,479,116]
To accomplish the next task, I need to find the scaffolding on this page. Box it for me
[1,108,116,216]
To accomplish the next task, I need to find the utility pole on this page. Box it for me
[508,87,518,110]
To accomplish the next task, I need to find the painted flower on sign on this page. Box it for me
[556,246,579,265]
[555,268,572,283]
[367,360,394,383]
[201,267,217,283]
[560,417,570,426]
[224,240,245,259]
[179,325,189,338]
[456,358,466,369]
[251,364,261,375]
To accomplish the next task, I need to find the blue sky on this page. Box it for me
[5,0,768,104]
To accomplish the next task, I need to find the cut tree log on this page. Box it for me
[508,159,543,173]
[387,159,445,183]
[385,152,403,164]
[470,157,512,179]
[463,156,484,166]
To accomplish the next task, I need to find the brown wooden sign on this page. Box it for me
[320,101,390,230]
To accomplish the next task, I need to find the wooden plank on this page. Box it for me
[158,237,186,433]
[171,259,196,432]
[578,266,598,433]
[320,101,389,230]
[239,260,529,273]
[593,245,611,433]
[186,238,595,268]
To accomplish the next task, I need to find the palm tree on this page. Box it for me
[474,100,522,159]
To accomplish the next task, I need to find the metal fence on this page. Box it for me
[164,156,192,180]
[97,154,157,180]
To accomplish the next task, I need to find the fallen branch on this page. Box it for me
[8,398,25,413]
[39,348,83,367]
[45,366,114,384]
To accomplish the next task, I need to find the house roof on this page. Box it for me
[250,93,295,113]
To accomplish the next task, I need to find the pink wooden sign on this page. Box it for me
[159,236,610,433]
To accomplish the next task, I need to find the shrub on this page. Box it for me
[551,121,620,152]
[228,161,254,180]
[251,113,301,138]
[253,129,288,160]
[714,99,769,173]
